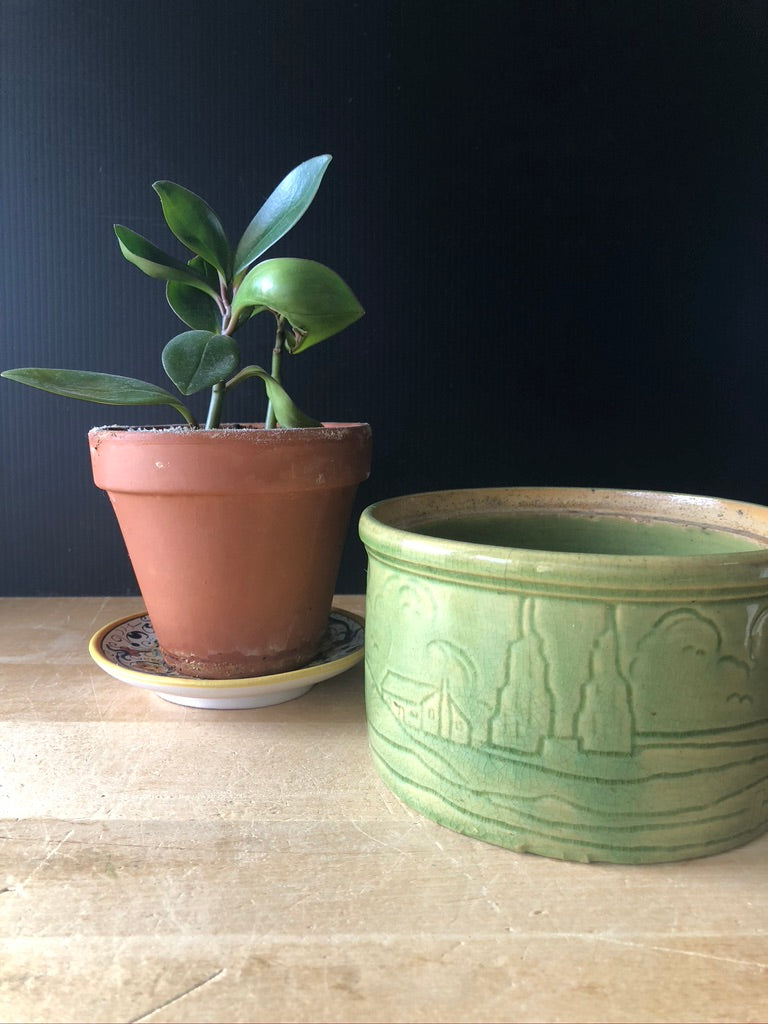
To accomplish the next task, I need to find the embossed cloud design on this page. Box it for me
[629,607,764,729]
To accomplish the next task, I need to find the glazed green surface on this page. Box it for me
[362,489,768,862]
[416,512,767,556]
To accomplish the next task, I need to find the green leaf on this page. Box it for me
[232,155,332,280]
[260,376,320,427]
[230,258,364,352]
[166,281,222,331]
[188,253,221,290]
[226,365,322,427]
[1,368,195,424]
[162,332,239,395]
[114,225,219,298]
[153,180,231,279]
[167,258,222,331]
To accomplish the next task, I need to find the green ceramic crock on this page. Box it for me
[359,487,768,864]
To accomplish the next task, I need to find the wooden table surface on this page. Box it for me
[1,596,767,1024]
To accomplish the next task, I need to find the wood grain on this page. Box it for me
[1,597,767,1023]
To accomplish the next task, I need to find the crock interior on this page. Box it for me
[368,488,768,559]
[414,510,766,556]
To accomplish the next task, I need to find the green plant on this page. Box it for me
[2,155,363,429]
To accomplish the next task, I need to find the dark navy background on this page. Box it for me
[2,0,768,594]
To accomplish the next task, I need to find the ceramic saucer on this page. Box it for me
[89,608,364,709]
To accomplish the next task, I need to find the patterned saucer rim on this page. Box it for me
[89,607,365,693]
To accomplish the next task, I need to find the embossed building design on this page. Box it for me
[375,588,768,759]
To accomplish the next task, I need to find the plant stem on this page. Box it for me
[205,382,226,430]
[264,315,286,429]
[177,404,198,428]
[202,280,234,429]
[219,275,233,334]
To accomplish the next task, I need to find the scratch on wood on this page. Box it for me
[17,829,74,890]
[349,820,407,852]
[595,936,768,972]
[86,596,111,629]
[129,968,226,1023]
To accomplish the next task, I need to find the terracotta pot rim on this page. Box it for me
[90,421,372,495]
[88,421,370,438]
[87,421,370,430]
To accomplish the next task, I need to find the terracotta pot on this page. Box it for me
[89,423,371,678]
[360,487,768,863]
